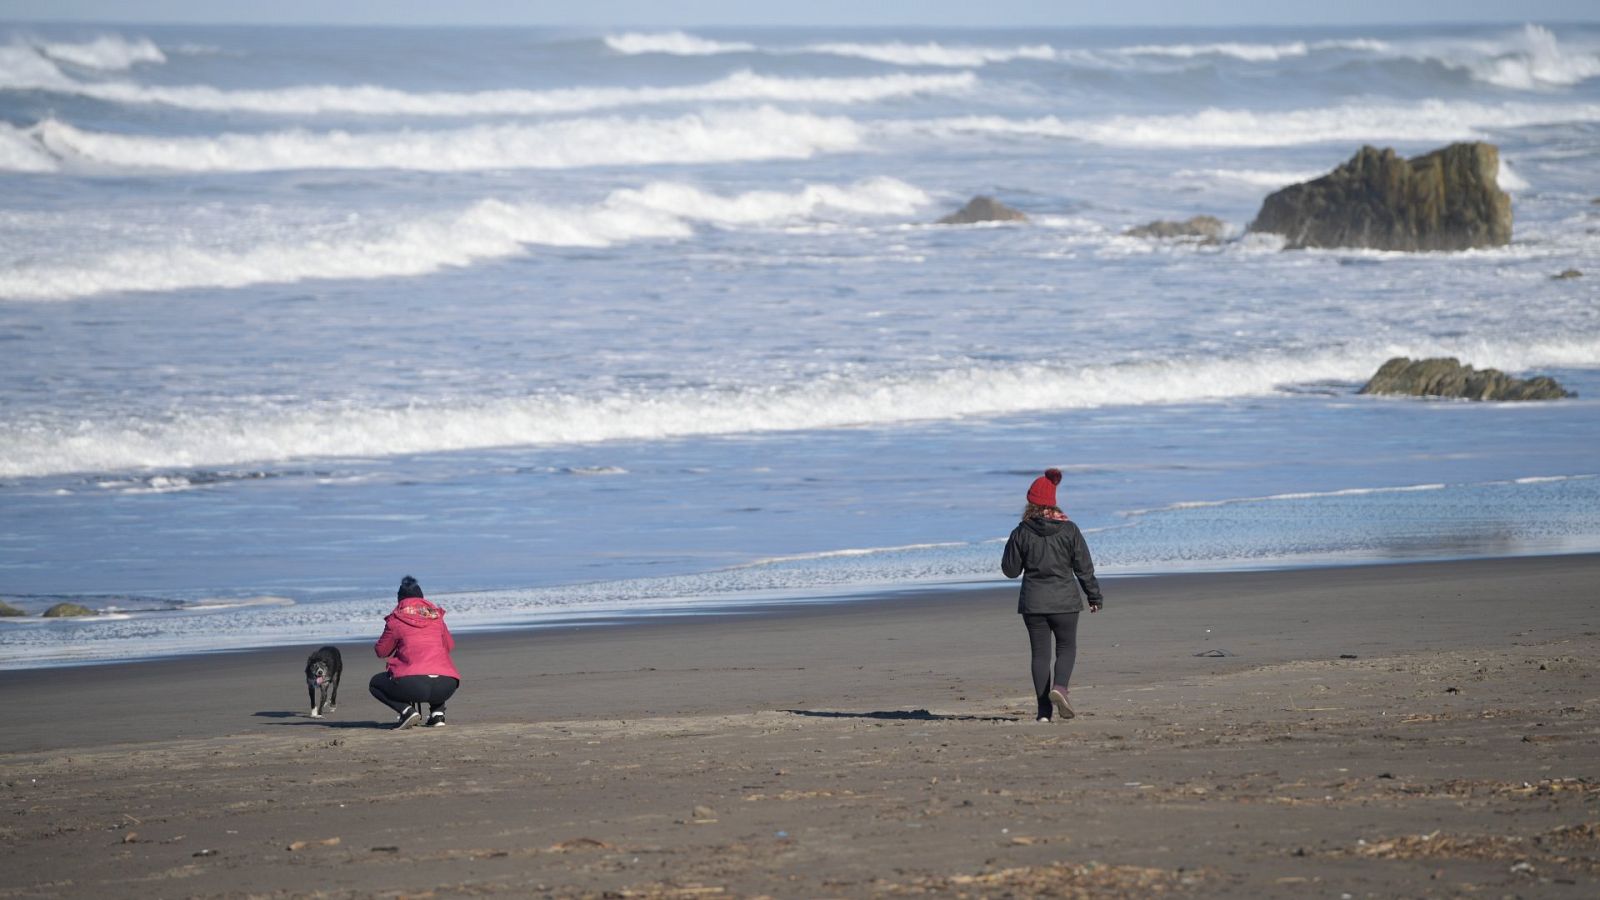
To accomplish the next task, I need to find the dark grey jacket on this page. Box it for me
[1001,517,1103,615]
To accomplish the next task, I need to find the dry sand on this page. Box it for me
[2,555,1598,898]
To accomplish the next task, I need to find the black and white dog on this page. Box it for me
[305,645,343,718]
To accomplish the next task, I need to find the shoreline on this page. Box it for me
[3,552,1597,897]
[7,547,1600,673]
[3,552,1596,754]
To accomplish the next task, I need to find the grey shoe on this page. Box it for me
[1047,686,1075,720]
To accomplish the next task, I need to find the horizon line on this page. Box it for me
[4,17,1598,30]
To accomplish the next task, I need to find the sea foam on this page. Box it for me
[903,99,1600,147]
[0,42,75,90]
[1444,24,1600,90]
[1110,38,1390,63]
[598,30,1388,68]
[32,34,166,70]
[5,338,1597,478]
[1176,160,1528,191]
[1,63,976,115]
[800,40,1056,67]
[18,107,862,173]
[603,31,757,56]
[0,177,931,300]
[601,31,1054,66]
[1173,168,1327,188]
[0,121,57,172]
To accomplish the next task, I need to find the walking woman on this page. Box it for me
[1001,468,1103,722]
[370,575,461,729]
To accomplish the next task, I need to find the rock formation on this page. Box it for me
[1248,143,1512,251]
[936,195,1028,225]
[1359,357,1572,401]
[42,602,94,618]
[1553,269,1583,279]
[1124,215,1226,242]
[0,600,25,617]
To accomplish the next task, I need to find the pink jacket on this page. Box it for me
[374,597,461,680]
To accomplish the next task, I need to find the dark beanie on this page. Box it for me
[398,575,423,600]
[1026,468,1063,507]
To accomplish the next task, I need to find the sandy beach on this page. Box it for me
[2,555,1598,898]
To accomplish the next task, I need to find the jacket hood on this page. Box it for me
[389,597,446,628]
[1023,516,1067,537]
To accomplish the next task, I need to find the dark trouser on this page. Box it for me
[369,672,459,715]
[1023,612,1079,718]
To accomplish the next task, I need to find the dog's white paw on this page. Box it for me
[309,710,322,718]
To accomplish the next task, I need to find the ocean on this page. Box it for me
[1,21,1597,667]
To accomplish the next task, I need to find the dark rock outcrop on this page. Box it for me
[0,600,25,617]
[41,602,94,618]
[1553,269,1583,279]
[1359,357,1572,401]
[1248,142,1512,251]
[936,195,1028,225]
[1124,215,1226,242]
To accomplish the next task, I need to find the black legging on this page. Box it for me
[1023,612,1079,717]
[369,672,459,715]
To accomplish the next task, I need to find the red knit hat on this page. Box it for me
[1026,468,1062,506]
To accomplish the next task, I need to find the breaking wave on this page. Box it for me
[31,34,166,70]
[0,42,75,90]
[0,121,57,172]
[1176,160,1528,191]
[5,337,1597,478]
[0,177,932,300]
[1172,167,1327,188]
[1496,159,1530,190]
[0,56,977,115]
[603,31,756,56]
[800,40,1056,67]
[595,26,1596,87]
[32,100,1593,172]
[600,31,1388,67]
[1440,24,1600,90]
[13,106,862,173]
[602,31,1051,66]
[902,99,1600,147]
[1109,38,1390,63]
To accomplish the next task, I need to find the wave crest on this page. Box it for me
[0,177,931,300]
[1,63,976,115]
[34,34,165,70]
[15,106,862,173]
[802,40,1055,67]
[595,31,1390,68]
[604,31,756,55]
[0,121,57,172]
[1112,38,1389,63]
[5,339,1597,478]
[902,99,1600,147]
[1461,24,1600,89]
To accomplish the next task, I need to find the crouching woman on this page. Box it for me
[370,575,461,729]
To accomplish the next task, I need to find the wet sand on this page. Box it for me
[2,555,1598,898]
